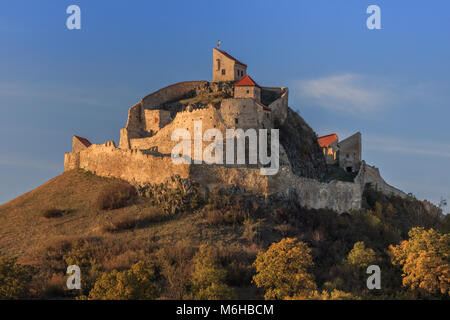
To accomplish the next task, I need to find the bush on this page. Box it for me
[0,256,34,299]
[101,216,136,233]
[242,219,262,245]
[96,182,136,210]
[140,176,204,215]
[101,208,168,234]
[87,260,159,300]
[41,208,66,219]
[157,242,195,299]
[202,208,247,226]
[190,245,236,300]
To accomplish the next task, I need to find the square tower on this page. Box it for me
[233,75,261,102]
[212,48,247,82]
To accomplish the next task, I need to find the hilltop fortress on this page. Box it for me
[64,48,406,213]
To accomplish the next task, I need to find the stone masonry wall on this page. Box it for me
[120,81,207,149]
[267,87,288,125]
[354,160,407,198]
[190,164,362,213]
[64,142,190,185]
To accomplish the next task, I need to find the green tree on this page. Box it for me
[389,227,450,297]
[190,245,235,300]
[253,238,317,300]
[88,260,159,300]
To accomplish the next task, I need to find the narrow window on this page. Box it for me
[222,69,226,75]
[235,118,238,124]
[216,59,221,71]
[246,90,249,94]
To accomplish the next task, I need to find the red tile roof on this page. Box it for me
[233,75,260,88]
[74,135,92,147]
[317,134,338,148]
[214,48,247,67]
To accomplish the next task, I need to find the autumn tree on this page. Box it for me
[87,260,159,300]
[0,256,33,299]
[389,227,450,297]
[190,245,235,300]
[346,241,377,269]
[253,238,317,299]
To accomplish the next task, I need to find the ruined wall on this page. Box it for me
[119,81,207,149]
[72,137,90,153]
[266,87,288,125]
[190,164,361,213]
[271,167,362,212]
[339,132,362,172]
[64,142,190,185]
[129,105,228,156]
[64,140,362,213]
[355,161,407,198]
[144,109,171,133]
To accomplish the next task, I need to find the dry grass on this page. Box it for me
[0,169,272,299]
[96,182,136,210]
[0,169,245,263]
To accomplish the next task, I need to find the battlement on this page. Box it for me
[63,48,406,213]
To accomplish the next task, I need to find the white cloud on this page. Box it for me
[294,73,393,113]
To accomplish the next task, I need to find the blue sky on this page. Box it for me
[0,0,449,211]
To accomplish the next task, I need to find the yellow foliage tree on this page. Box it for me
[389,227,450,296]
[252,238,317,300]
[87,260,159,300]
[190,245,235,300]
[346,241,377,269]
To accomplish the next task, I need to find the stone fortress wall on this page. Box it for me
[64,139,363,213]
[64,49,409,214]
[355,160,407,198]
[119,81,207,149]
[65,141,191,185]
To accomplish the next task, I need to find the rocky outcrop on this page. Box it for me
[279,108,327,180]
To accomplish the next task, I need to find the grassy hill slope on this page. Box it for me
[0,169,447,299]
